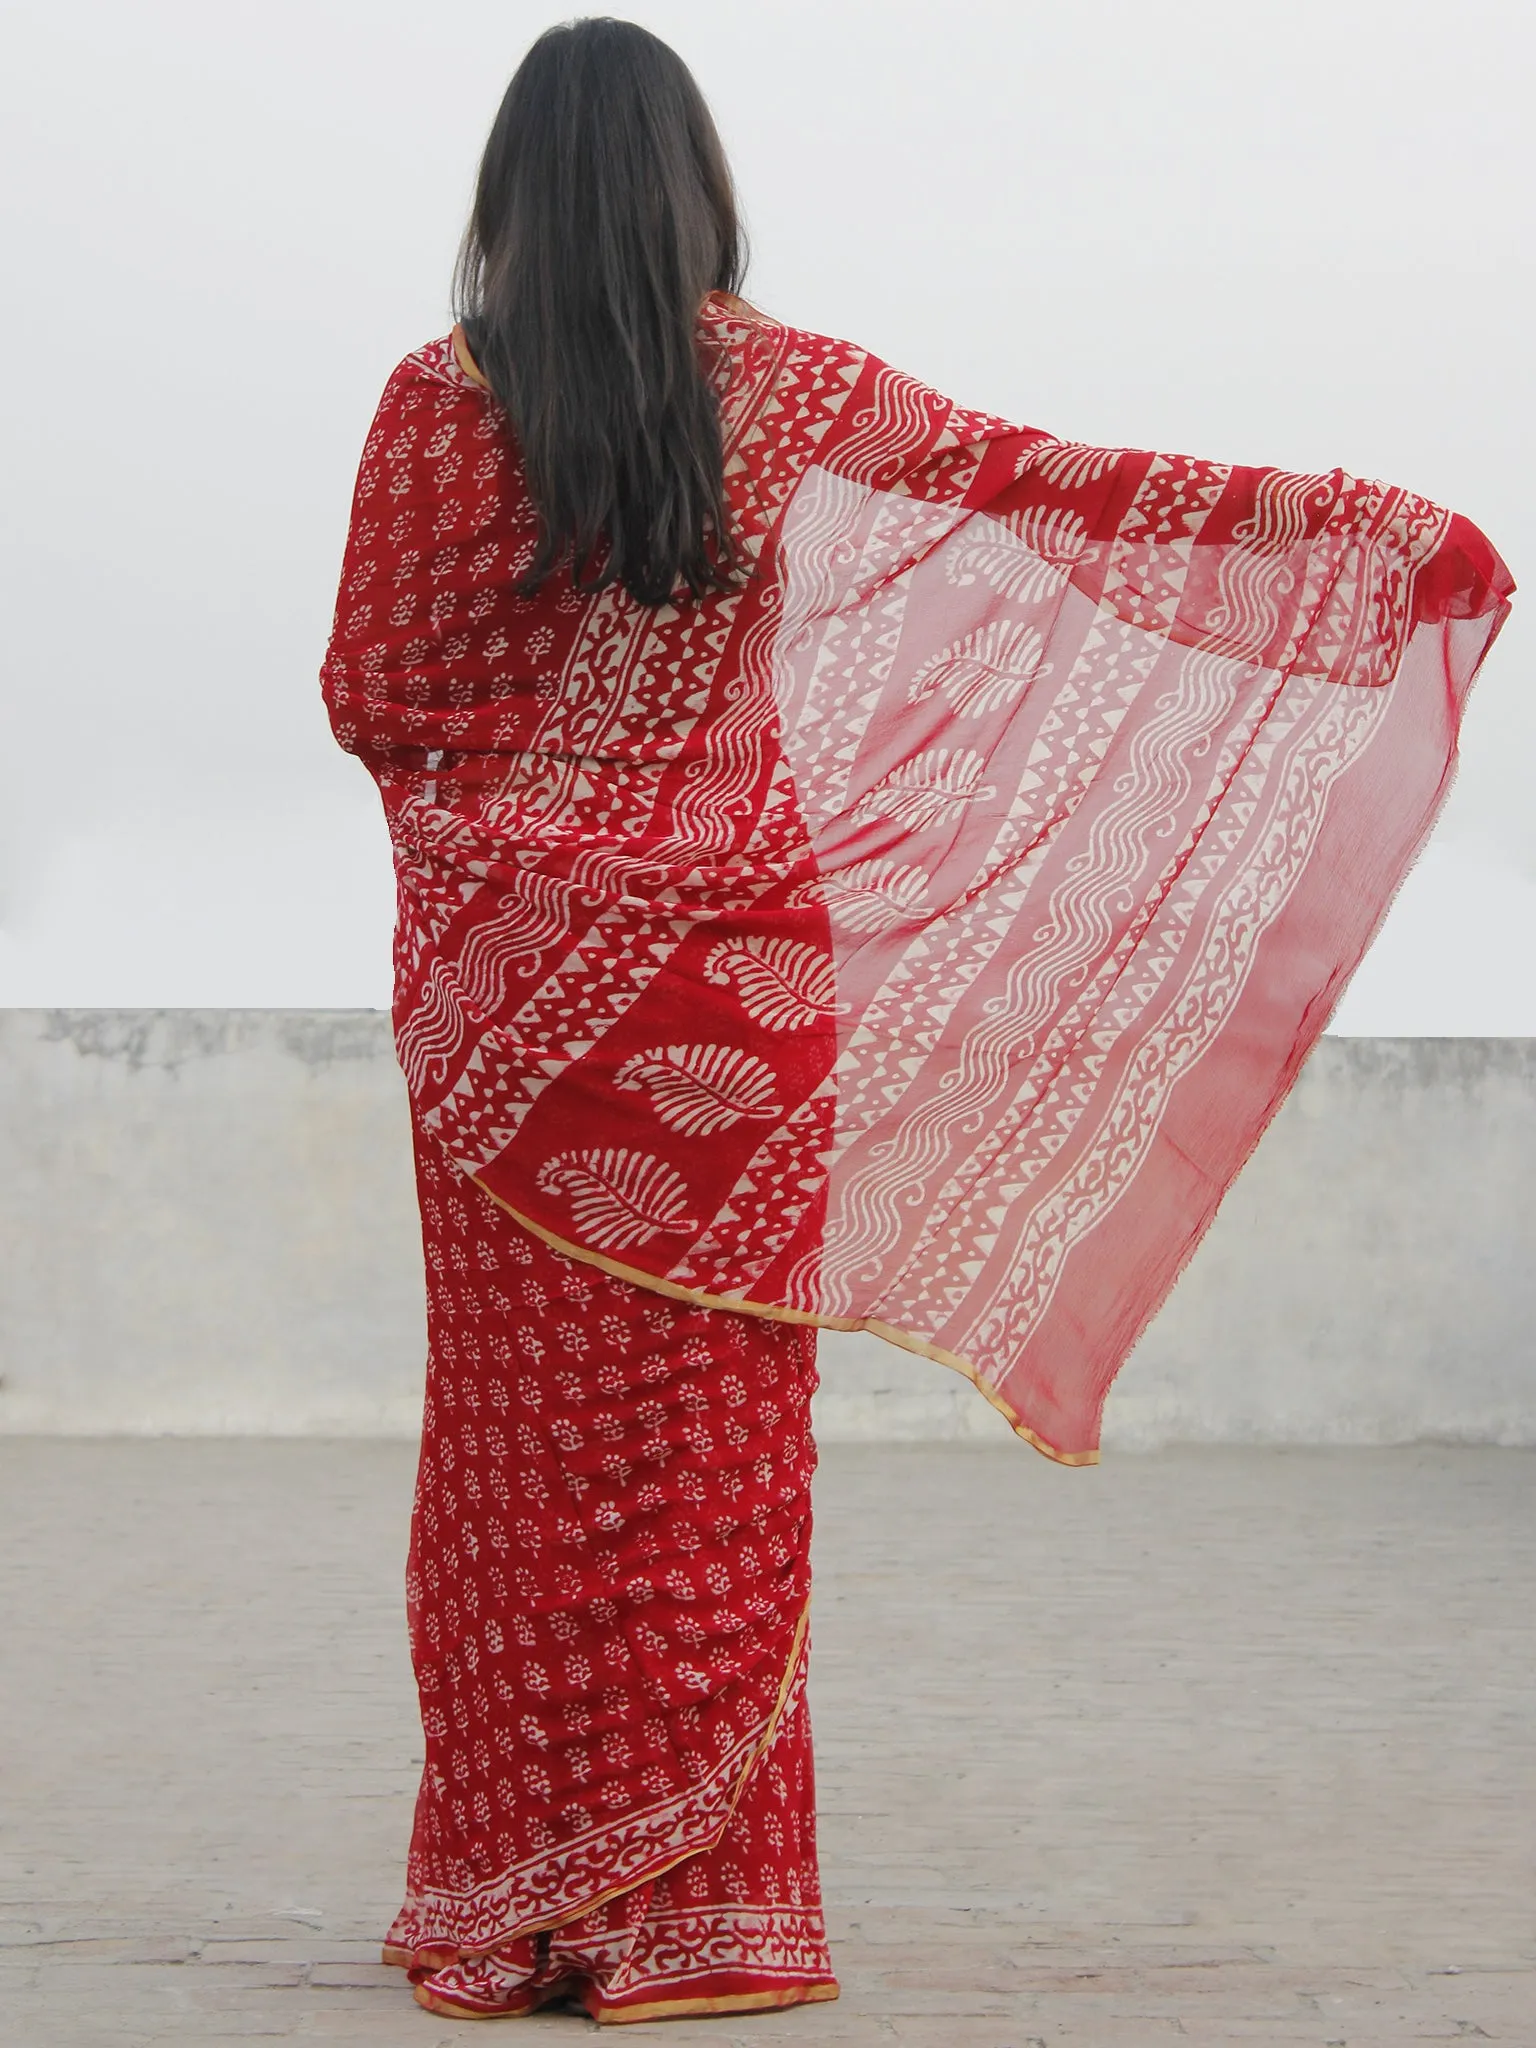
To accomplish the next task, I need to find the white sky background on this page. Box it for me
[0,0,1530,1027]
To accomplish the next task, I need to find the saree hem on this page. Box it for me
[587,1979,841,2025]
[385,1600,811,1957]
[411,1971,839,2026]
[470,1176,1098,1467]
[413,1976,573,2020]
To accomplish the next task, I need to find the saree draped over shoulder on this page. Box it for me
[323,296,1510,2009]
[325,296,1511,1464]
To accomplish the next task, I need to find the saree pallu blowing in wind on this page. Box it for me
[323,295,1510,2007]
[325,295,1511,1459]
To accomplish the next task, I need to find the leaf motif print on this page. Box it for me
[850,749,995,834]
[907,620,1048,718]
[945,507,1086,605]
[1027,441,1125,490]
[613,1044,782,1137]
[703,935,842,1032]
[788,860,929,934]
[535,1148,697,1251]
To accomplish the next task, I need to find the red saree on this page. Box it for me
[388,1118,834,2021]
[322,295,1510,2012]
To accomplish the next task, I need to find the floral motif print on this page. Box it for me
[386,1116,834,2019]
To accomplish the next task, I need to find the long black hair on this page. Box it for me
[454,18,746,607]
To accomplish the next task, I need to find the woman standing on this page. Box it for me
[322,17,1511,2024]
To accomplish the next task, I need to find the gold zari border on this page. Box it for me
[472,1179,1099,1468]
[592,1980,841,2026]
[514,1597,808,1946]
[449,307,1094,1471]
[389,1599,814,1972]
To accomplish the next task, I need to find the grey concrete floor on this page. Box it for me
[1,1440,1533,2046]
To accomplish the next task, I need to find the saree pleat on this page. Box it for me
[386,1115,836,2014]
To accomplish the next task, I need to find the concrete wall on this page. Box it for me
[1,1011,1532,1448]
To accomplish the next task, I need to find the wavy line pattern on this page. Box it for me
[337,308,1479,1457]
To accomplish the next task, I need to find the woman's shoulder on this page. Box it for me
[351,335,498,480]
[699,297,1021,470]
[366,334,490,416]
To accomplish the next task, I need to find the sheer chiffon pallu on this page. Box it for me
[323,295,1511,2018]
